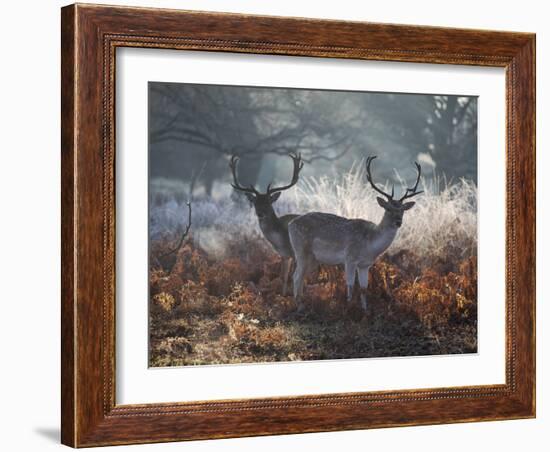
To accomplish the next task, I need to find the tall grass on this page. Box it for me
[150,161,477,261]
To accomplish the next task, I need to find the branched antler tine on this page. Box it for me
[229,155,259,195]
[365,155,394,200]
[399,161,424,201]
[267,152,304,194]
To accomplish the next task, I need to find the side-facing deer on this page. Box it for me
[229,153,304,295]
[288,156,423,311]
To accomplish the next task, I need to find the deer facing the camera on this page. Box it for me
[288,156,423,311]
[229,153,304,295]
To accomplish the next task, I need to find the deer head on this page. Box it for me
[366,155,423,228]
[229,153,304,220]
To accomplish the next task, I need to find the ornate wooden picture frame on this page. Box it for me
[61,3,535,447]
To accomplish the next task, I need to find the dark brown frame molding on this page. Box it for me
[61,3,536,447]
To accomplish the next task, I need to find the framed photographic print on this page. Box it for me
[61,3,536,447]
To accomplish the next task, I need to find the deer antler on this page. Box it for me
[398,162,423,201]
[366,156,394,200]
[266,153,304,195]
[229,155,260,196]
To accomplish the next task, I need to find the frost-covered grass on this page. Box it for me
[150,162,477,261]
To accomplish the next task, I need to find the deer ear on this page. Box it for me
[269,192,281,203]
[244,193,256,203]
[402,201,416,210]
[376,197,388,209]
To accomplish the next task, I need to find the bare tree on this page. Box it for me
[354,93,477,182]
[149,84,357,193]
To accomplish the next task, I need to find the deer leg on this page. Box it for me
[293,261,307,307]
[281,257,292,296]
[344,262,357,303]
[358,265,371,311]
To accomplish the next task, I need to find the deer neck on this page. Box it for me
[257,206,293,257]
[257,207,282,234]
[370,212,399,256]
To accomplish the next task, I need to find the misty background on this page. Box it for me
[148,82,478,257]
[149,82,477,202]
